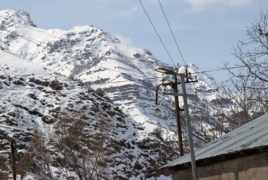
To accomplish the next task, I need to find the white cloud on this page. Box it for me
[185,0,251,11]
[114,34,134,46]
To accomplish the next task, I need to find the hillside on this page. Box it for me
[0,49,179,179]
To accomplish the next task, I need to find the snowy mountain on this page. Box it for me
[0,9,230,179]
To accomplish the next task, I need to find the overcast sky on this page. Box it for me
[1,0,268,81]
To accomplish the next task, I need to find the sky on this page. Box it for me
[1,0,268,82]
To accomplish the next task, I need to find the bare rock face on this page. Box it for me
[95,88,105,97]
[49,79,62,90]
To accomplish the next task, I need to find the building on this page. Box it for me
[162,113,268,180]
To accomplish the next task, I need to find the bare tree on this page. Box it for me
[18,111,112,180]
[51,112,111,180]
[0,154,8,180]
[231,11,268,82]
[222,10,268,127]
[16,132,56,180]
[219,74,267,127]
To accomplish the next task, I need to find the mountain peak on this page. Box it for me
[0,9,36,27]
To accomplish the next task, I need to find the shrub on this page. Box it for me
[152,127,164,141]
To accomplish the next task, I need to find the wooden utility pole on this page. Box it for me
[10,140,16,180]
[155,77,184,156]
[173,75,184,156]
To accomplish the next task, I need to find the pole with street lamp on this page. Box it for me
[155,68,184,156]
[155,66,198,180]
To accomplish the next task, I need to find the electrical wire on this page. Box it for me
[157,0,186,66]
[192,64,253,75]
[138,0,176,66]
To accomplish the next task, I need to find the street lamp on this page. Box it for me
[155,68,178,75]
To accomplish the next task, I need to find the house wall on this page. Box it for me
[172,152,268,180]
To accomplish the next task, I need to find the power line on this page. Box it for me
[138,0,176,67]
[157,0,186,66]
[192,65,251,75]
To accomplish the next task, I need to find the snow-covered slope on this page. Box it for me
[0,9,232,179]
[0,49,179,179]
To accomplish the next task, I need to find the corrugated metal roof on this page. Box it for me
[163,113,268,168]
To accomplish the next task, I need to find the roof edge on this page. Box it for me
[164,145,268,171]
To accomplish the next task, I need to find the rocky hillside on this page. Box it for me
[0,50,179,179]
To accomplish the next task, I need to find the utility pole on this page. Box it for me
[180,73,198,180]
[155,66,198,180]
[155,71,184,156]
[173,75,184,156]
[10,139,16,180]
